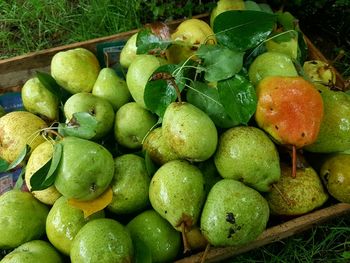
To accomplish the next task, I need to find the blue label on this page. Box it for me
[0,92,24,112]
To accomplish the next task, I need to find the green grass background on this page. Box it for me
[1,0,349,262]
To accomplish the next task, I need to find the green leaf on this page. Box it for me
[7,144,31,171]
[14,167,26,190]
[136,28,172,55]
[196,45,244,82]
[0,158,9,173]
[186,81,238,128]
[276,11,298,31]
[297,31,308,64]
[217,74,257,125]
[59,112,98,139]
[144,64,185,117]
[342,251,350,259]
[213,10,277,51]
[30,143,62,191]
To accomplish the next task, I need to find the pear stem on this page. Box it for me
[292,145,297,178]
[200,243,211,263]
[104,51,110,68]
[272,183,293,207]
[42,129,63,140]
[170,78,182,103]
[181,222,191,254]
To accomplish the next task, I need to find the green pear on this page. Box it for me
[51,47,100,94]
[54,137,114,201]
[265,163,328,216]
[46,196,105,255]
[303,60,336,86]
[120,33,138,68]
[320,154,350,203]
[248,51,298,86]
[126,210,181,263]
[126,54,167,108]
[265,35,298,60]
[70,218,134,263]
[200,179,269,247]
[142,127,180,165]
[92,67,131,111]
[214,126,280,192]
[0,190,49,249]
[210,0,245,27]
[114,102,158,149]
[107,154,150,214]
[0,240,63,263]
[0,111,47,163]
[64,92,115,139]
[25,141,61,205]
[149,160,205,233]
[21,77,59,122]
[162,102,218,162]
[304,84,350,153]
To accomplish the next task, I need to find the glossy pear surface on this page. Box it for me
[162,102,218,162]
[120,33,138,68]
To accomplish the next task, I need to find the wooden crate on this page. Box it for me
[1,13,349,263]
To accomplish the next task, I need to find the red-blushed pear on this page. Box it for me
[255,76,324,177]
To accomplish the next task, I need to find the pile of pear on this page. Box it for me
[1,7,350,263]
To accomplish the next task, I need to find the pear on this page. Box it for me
[120,33,138,68]
[0,190,49,249]
[46,196,105,255]
[92,67,131,111]
[54,137,114,201]
[214,126,280,192]
[126,209,181,263]
[162,102,218,162]
[25,140,61,205]
[142,127,180,165]
[107,154,150,214]
[0,240,63,263]
[51,47,100,94]
[320,154,350,203]
[303,60,336,86]
[70,218,134,263]
[304,84,350,153]
[126,54,167,108]
[265,35,298,60]
[200,179,269,247]
[64,92,115,139]
[0,111,47,163]
[114,102,158,149]
[265,163,328,216]
[149,160,205,249]
[248,51,298,86]
[210,0,245,27]
[21,77,59,122]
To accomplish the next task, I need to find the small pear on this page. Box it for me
[320,154,350,203]
[64,92,115,140]
[126,54,167,108]
[142,127,180,165]
[149,160,205,251]
[120,33,138,68]
[305,84,350,153]
[25,141,61,205]
[162,102,218,162]
[21,77,59,122]
[214,126,280,192]
[51,48,100,94]
[200,179,269,247]
[107,154,150,214]
[0,111,47,163]
[54,137,114,201]
[126,209,181,263]
[114,102,158,149]
[303,60,336,86]
[92,67,131,111]
[265,163,328,216]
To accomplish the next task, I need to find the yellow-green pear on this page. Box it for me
[21,77,59,122]
[92,67,131,111]
[51,48,100,94]
[120,33,138,68]
[0,111,47,163]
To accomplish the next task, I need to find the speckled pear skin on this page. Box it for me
[200,179,269,247]
[162,102,218,162]
[149,160,205,231]
[214,126,280,192]
[265,163,328,216]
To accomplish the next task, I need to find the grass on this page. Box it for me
[1,0,350,262]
